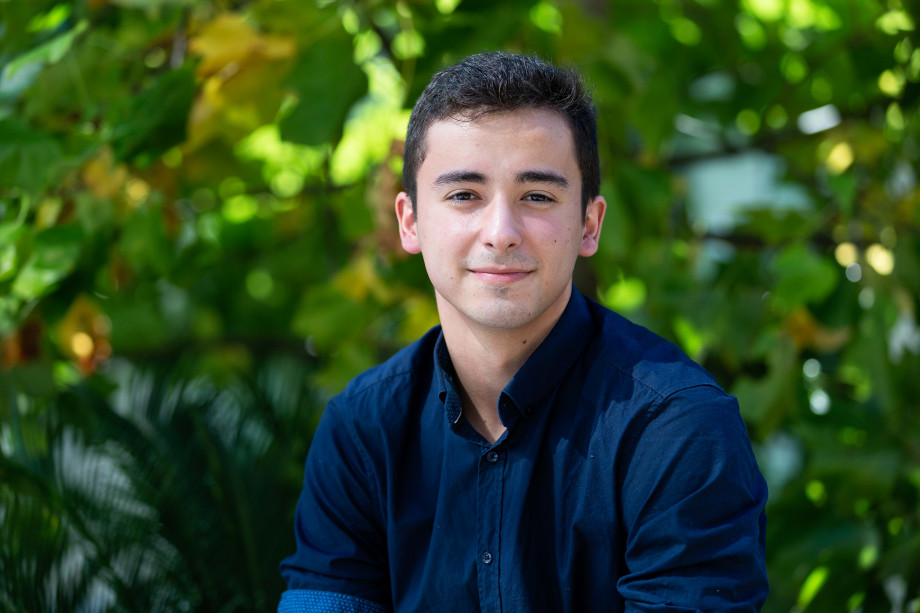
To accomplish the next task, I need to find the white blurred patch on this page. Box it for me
[797,104,842,134]
[888,310,920,363]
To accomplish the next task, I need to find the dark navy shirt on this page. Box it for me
[279,288,768,612]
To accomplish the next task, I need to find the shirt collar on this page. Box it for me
[434,285,596,425]
[434,336,464,425]
[503,285,594,414]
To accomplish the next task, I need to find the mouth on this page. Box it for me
[468,268,532,284]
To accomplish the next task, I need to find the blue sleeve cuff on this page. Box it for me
[278,589,388,613]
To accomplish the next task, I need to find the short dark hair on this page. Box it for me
[402,52,600,216]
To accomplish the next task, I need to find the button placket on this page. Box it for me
[476,444,505,610]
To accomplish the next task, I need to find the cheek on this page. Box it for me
[530,218,582,251]
[419,210,475,243]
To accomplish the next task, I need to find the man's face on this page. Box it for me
[396,108,605,334]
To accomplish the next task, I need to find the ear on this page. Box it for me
[579,195,606,257]
[395,191,421,254]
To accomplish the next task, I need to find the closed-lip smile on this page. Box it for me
[469,267,532,283]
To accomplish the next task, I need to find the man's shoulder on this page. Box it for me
[584,297,722,400]
[335,325,440,405]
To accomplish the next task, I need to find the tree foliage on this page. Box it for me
[1,0,919,610]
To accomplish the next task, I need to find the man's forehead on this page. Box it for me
[428,107,571,132]
[420,108,576,156]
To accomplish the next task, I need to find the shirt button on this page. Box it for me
[486,451,499,463]
[481,552,493,565]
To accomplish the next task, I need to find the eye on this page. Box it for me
[523,192,555,204]
[446,191,477,202]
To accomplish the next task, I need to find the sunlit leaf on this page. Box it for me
[797,565,829,609]
[392,30,425,59]
[0,223,23,281]
[530,1,563,35]
[673,315,707,358]
[600,276,646,313]
[876,10,915,35]
[4,20,88,79]
[11,225,83,300]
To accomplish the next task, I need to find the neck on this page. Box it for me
[437,291,569,443]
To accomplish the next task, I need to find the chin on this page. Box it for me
[465,306,538,330]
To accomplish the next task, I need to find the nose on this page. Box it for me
[480,195,522,253]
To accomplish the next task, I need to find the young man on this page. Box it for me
[279,52,768,612]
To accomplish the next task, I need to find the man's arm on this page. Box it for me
[279,399,391,612]
[617,385,769,612]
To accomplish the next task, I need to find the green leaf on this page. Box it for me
[810,447,900,498]
[0,223,24,281]
[771,244,838,308]
[735,209,820,244]
[111,67,196,163]
[825,173,856,217]
[110,0,194,7]
[309,339,377,393]
[797,565,829,610]
[600,276,647,312]
[612,163,673,219]
[0,295,22,335]
[0,119,63,195]
[4,362,57,399]
[106,297,170,350]
[291,283,368,350]
[0,60,43,108]
[27,4,72,34]
[119,204,171,276]
[731,337,799,434]
[4,19,88,79]
[280,31,367,146]
[11,224,83,299]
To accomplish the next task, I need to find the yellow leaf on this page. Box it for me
[82,147,128,200]
[785,307,817,349]
[190,14,260,76]
[185,14,296,151]
[189,13,295,78]
[399,294,440,343]
[334,254,393,303]
[785,307,850,352]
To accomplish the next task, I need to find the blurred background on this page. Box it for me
[1,0,918,611]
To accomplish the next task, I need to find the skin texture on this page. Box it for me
[396,108,605,442]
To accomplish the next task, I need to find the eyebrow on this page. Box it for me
[432,169,570,188]
[433,170,487,186]
[515,170,569,188]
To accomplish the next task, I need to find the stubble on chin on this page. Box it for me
[463,290,539,329]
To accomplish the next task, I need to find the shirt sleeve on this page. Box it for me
[279,397,391,612]
[617,385,769,612]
